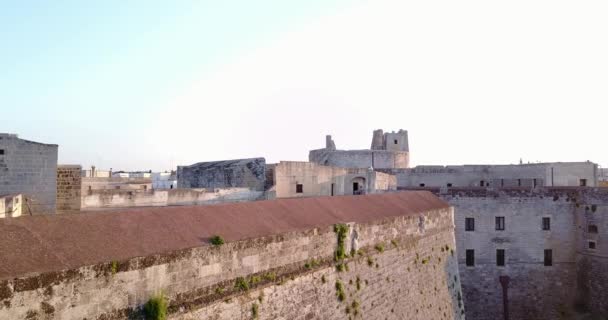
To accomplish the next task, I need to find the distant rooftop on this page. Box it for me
[0,191,447,280]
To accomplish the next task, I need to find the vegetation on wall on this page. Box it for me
[210,235,225,246]
[144,293,168,320]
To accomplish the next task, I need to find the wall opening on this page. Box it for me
[296,184,303,193]
[394,139,398,144]
[447,183,453,187]
[419,183,425,187]
[588,241,596,250]
[331,183,334,196]
[542,217,551,231]
[588,225,598,233]
[0,149,4,155]
[466,249,475,266]
[544,249,553,266]
[495,217,505,231]
[465,218,475,231]
[496,249,505,266]
[580,179,587,187]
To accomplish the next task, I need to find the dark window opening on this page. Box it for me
[518,179,522,187]
[447,183,453,187]
[143,185,147,191]
[466,250,475,266]
[15,197,19,204]
[331,183,334,196]
[170,185,173,189]
[480,180,485,187]
[533,179,537,188]
[580,179,587,187]
[394,139,398,144]
[544,249,553,266]
[495,217,505,231]
[542,217,551,231]
[589,241,596,250]
[0,149,4,155]
[296,184,303,193]
[496,249,505,266]
[353,182,359,191]
[465,218,475,231]
[419,183,425,187]
[501,179,504,187]
[588,225,598,233]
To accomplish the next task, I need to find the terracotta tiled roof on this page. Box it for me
[0,191,448,280]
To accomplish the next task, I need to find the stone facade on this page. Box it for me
[0,194,24,218]
[385,162,598,188]
[0,192,464,320]
[56,165,82,214]
[0,133,58,214]
[402,187,608,319]
[271,161,397,199]
[177,158,266,191]
[309,129,410,169]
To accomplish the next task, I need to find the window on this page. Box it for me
[331,183,335,196]
[394,139,398,144]
[542,217,551,231]
[518,179,522,186]
[15,197,19,204]
[496,249,505,266]
[588,225,598,233]
[0,149,4,155]
[480,180,485,187]
[544,249,553,266]
[419,183,425,187]
[580,179,587,187]
[447,183,453,187]
[466,250,475,266]
[495,217,505,231]
[296,184,303,193]
[142,185,147,191]
[533,179,537,188]
[465,218,475,231]
[588,241,596,250]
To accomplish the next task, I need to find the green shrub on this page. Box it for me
[375,244,384,253]
[235,277,249,291]
[210,235,225,246]
[335,280,346,302]
[144,293,167,320]
[334,224,349,261]
[252,303,259,319]
[110,261,118,276]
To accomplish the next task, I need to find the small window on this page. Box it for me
[480,180,485,187]
[588,241,596,250]
[419,183,425,187]
[588,225,598,233]
[496,249,505,266]
[142,185,147,191]
[495,217,505,231]
[465,218,475,231]
[15,197,19,204]
[447,183,453,187]
[0,149,4,155]
[296,184,303,193]
[542,217,551,231]
[518,179,522,186]
[533,179,537,188]
[580,179,587,187]
[394,139,398,144]
[544,249,553,266]
[466,250,475,266]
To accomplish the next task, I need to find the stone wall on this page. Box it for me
[82,177,152,192]
[81,188,265,210]
[0,133,58,214]
[57,165,82,214]
[177,158,266,191]
[309,149,410,169]
[0,193,464,320]
[387,162,598,188]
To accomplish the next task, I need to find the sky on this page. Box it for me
[1,0,607,171]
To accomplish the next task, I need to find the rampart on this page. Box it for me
[0,192,465,320]
[56,165,82,214]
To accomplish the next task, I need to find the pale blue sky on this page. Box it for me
[2,1,607,170]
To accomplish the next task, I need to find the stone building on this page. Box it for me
[269,161,397,198]
[177,157,266,190]
[398,186,608,319]
[385,161,599,188]
[309,129,410,169]
[0,192,464,320]
[0,133,58,214]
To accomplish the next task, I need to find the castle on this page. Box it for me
[0,129,606,319]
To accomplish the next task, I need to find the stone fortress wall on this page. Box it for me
[177,158,266,191]
[401,187,608,319]
[0,133,58,214]
[0,192,464,320]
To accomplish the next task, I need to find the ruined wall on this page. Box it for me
[177,158,266,190]
[82,177,152,192]
[57,165,82,213]
[0,133,58,214]
[0,203,464,320]
[81,188,265,210]
[309,149,410,169]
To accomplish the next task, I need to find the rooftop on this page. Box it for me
[0,191,447,280]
